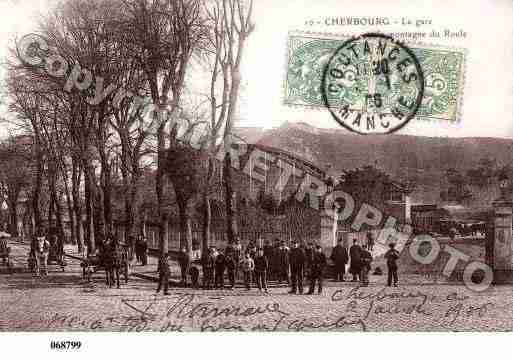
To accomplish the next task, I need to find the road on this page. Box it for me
[0,239,511,332]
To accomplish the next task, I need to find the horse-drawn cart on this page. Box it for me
[81,243,129,287]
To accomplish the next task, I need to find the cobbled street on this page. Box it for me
[0,239,511,332]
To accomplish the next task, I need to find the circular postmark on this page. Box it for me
[321,33,424,134]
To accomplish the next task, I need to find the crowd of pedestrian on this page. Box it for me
[155,234,400,295]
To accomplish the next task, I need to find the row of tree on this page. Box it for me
[1,0,254,257]
[442,158,511,203]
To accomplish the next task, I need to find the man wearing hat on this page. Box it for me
[254,248,269,293]
[330,238,349,282]
[349,239,362,282]
[288,241,306,294]
[384,242,400,287]
[307,245,327,295]
[359,244,373,287]
[277,240,290,285]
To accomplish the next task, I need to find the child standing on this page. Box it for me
[240,252,255,290]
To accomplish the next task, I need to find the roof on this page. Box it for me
[412,204,438,212]
[251,143,326,179]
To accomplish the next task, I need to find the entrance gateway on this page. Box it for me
[491,195,513,284]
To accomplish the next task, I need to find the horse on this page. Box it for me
[102,236,129,288]
[102,236,120,288]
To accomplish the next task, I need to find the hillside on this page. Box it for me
[234,122,513,207]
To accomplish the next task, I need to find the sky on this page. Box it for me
[1,0,512,138]
[0,0,50,50]
[0,0,52,131]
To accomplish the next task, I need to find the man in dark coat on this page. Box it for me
[156,253,170,295]
[177,247,190,287]
[384,242,400,287]
[254,249,268,293]
[225,252,236,289]
[288,241,306,294]
[201,249,215,290]
[360,244,373,286]
[139,236,148,266]
[330,238,349,281]
[349,239,362,282]
[307,245,327,294]
[366,231,375,252]
[304,242,314,279]
[214,250,226,288]
[263,240,274,279]
[225,239,242,281]
[270,241,280,281]
[276,241,290,284]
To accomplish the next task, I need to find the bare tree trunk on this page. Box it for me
[47,161,64,244]
[202,157,214,251]
[48,190,54,231]
[63,175,75,245]
[72,159,84,253]
[52,188,65,246]
[84,168,96,255]
[124,194,133,239]
[126,174,140,257]
[202,194,211,252]
[177,196,192,251]
[141,209,147,238]
[100,160,113,234]
[32,147,43,233]
[159,213,169,255]
[120,148,131,244]
[223,152,238,244]
[97,172,106,238]
[156,123,167,256]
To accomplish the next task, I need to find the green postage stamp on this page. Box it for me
[284,32,466,123]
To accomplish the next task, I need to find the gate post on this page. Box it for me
[491,197,513,284]
[319,212,337,254]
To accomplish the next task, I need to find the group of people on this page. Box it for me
[156,235,402,296]
[332,237,400,287]
[156,239,329,295]
[330,238,374,285]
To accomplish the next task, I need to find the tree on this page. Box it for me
[203,0,254,244]
[165,124,208,250]
[118,0,205,256]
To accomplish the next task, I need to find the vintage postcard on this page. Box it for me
[0,0,512,356]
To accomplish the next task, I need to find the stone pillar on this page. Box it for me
[492,198,513,284]
[319,213,337,253]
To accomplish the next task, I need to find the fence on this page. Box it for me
[133,223,297,253]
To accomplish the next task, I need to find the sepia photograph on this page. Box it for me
[0,0,512,357]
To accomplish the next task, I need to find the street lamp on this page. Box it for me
[498,171,510,199]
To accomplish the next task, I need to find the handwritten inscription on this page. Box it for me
[41,288,494,332]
